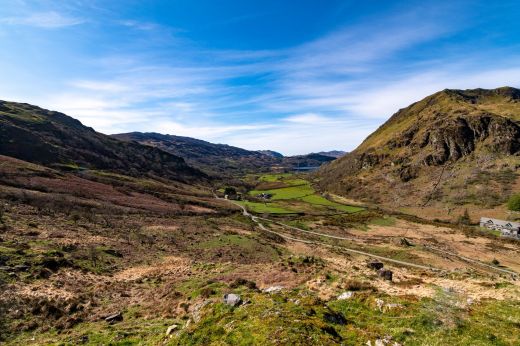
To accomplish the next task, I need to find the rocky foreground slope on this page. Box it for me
[318,87,520,216]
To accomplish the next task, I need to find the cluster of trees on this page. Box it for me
[507,193,520,211]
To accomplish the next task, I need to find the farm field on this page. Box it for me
[244,173,364,215]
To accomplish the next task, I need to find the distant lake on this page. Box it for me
[293,166,320,172]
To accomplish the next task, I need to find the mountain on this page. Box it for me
[282,153,336,168]
[316,150,346,158]
[112,132,280,176]
[0,101,205,183]
[317,87,520,213]
[112,132,336,176]
[256,150,284,158]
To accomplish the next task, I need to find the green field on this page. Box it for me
[249,184,313,200]
[258,173,292,182]
[236,200,296,214]
[246,173,363,214]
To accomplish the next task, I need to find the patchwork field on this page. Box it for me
[242,173,364,215]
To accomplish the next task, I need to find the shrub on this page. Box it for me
[224,187,237,196]
[507,193,520,211]
[457,209,471,225]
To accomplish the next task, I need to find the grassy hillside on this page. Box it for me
[2,158,519,345]
[0,102,206,183]
[318,87,520,220]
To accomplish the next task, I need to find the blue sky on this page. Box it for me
[1,1,520,154]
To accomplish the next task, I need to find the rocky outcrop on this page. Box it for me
[317,87,520,209]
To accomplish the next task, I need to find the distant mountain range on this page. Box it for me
[318,87,520,210]
[315,150,346,158]
[0,100,340,183]
[112,132,337,177]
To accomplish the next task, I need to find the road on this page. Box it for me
[217,196,518,278]
[219,197,440,272]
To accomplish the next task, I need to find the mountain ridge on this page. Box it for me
[0,101,206,183]
[112,132,337,176]
[317,87,520,215]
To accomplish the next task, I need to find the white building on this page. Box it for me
[480,217,520,239]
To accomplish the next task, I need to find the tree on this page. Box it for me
[507,193,520,211]
[458,209,471,225]
[224,187,237,196]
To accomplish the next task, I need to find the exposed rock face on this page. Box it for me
[223,293,242,307]
[318,87,520,211]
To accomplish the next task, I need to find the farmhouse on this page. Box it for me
[480,217,520,239]
[256,193,272,200]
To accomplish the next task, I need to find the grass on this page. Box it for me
[300,195,364,213]
[235,201,296,214]
[8,306,178,346]
[8,289,519,345]
[192,234,261,250]
[369,216,397,227]
[258,173,292,182]
[249,184,314,200]
[247,174,363,214]
[169,289,520,346]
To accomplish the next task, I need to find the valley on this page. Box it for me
[0,89,519,345]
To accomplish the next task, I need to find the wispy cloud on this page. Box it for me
[0,11,84,28]
[2,2,520,155]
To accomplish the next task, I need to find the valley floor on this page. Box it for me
[1,165,519,345]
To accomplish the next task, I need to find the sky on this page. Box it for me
[1,1,520,155]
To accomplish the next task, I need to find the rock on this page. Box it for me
[337,291,354,300]
[104,312,123,324]
[166,324,178,335]
[368,261,384,270]
[375,298,385,312]
[400,238,413,246]
[223,293,242,307]
[378,269,393,281]
[0,266,11,271]
[263,286,283,294]
[14,264,30,272]
[323,312,347,325]
[34,268,53,279]
[192,300,211,322]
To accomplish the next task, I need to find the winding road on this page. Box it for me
[217,195,518,277]
[219,197,440,271]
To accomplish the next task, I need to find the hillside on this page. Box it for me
[318,87,520,219]
[1,99,519,345]
[112,132,280,176]
[112,132,336,176]
[316,150,346,158]
[0,102,205,183]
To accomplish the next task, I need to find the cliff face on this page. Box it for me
[317,87,520,211]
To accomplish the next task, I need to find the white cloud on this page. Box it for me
[283,113,335,125]
[0,11,84,28]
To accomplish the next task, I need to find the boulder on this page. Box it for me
[104,312,123,324]
[337,291,354,300]
[368,261,384,270]
[263,286,283,294]
[378,270,393,281]
[400,238,413,247]
[223,293,242,307]
[166,324,178,335]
